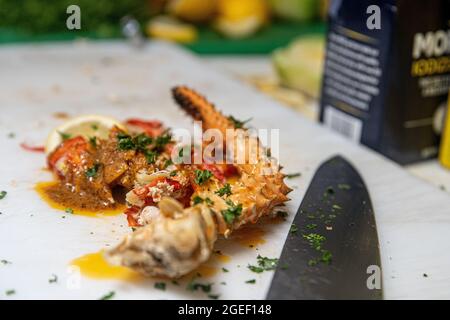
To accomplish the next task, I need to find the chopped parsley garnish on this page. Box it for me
[5,289,15,296]
[221,200,242,225]
[178,147,184,158]
[117,133,135,150]
[338,183,351,190]
[308,259,318,266]
[1,259,11,265]
[286,172,301,179]
[215,183,232,197]
[154,282,166,290]
[222,268,229,273]
[194,169,213,185]
[165,159,173,168]
[7,132,15,139]
[248,255,278,273]
[154,132,172,150]
[208,294,220,300]
[290,224,298,234]
[117,132,152,151]
[117,131,171,165]
[89,136,97,148]
[306,223,317,230]
[186,278,213,293]
[0,191,7,200]
[99,291,115,300]
[48,274,58,283]
[91,124,99,130]
[134,133,153,149]
[332,204,342,210]
[58,131,71,141]
[321,250,332,265]
[245,279,256,284]
[169,170,177,177]
[85,163,100,178]
[303,233,326,251]
[172,280,180,286]
[144,150,157,164]
[303,233,332,266]
[193,196,204,205]
[192,196,213,206]
[228,115,252,129]
[65,208,74,214]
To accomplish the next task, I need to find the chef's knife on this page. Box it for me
[267,155,382,299]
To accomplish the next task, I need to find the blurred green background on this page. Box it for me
[0,0,327,54]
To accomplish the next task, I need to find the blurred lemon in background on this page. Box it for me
[214,0,269,38]
[272,36,325,98]
[146,15,198,43]
[269,0,319,22]
[168,0,217,23]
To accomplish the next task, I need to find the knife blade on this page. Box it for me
[267,155,382,300]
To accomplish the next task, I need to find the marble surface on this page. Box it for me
[0,41,449,299]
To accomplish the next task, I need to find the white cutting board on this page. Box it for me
[0,41,449,300]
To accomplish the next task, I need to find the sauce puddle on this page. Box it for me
[35,181,124,217]
[231,225,266,247]
[70,251,143,282]
[71,250,232,282]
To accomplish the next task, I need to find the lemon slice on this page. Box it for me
[45,115,126,155]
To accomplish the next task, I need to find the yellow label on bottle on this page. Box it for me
[440,91,450,169]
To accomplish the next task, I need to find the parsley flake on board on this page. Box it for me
[286,172,302,179]
[245,279,256,284]
[65,208,74,214]
[99,291,115,300]
[186,278,213,293]
[0,191,7,200]
[48,274,58,283]
[290,224,299,234]
[306,223,317,230]
[5,289,15,296]
[338,183,351,190]
[154,282,166,290]
[248,255,278,273]
[303,233,326,251]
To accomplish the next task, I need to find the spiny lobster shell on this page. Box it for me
[106,87,291,278]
